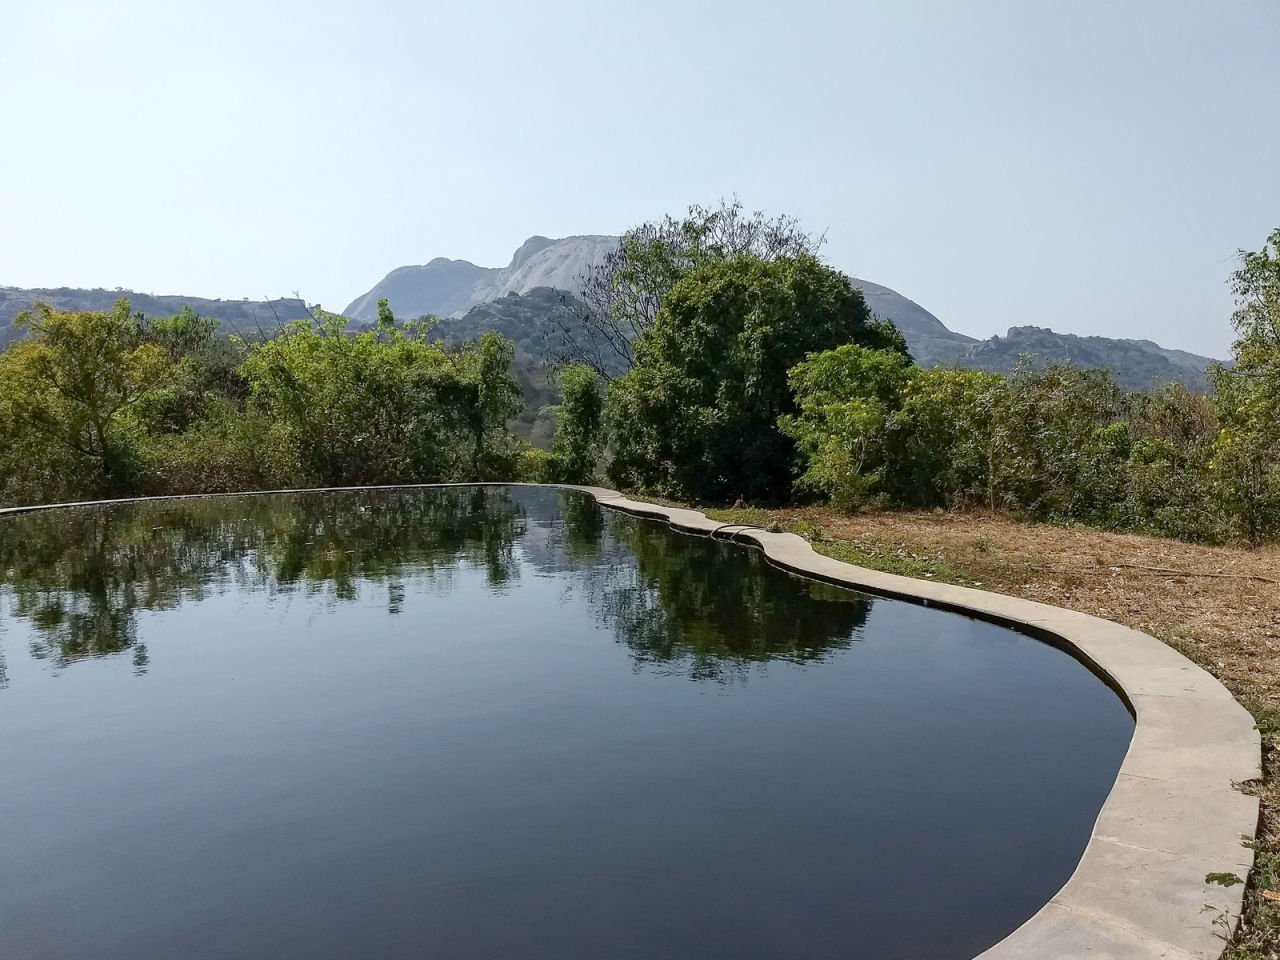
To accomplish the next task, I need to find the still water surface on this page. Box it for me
[0,487,1132,960]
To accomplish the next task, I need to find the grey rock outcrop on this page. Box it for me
[343,235,617,323]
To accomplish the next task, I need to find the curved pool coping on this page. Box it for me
[0,483,1262,959]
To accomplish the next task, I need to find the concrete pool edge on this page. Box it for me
[0,482,1263,958]
[571,485,1262,960]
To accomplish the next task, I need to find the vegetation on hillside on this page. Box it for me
[946,324,1216,392]
[0,286,311,350]
[778,352,1237,539]
[0,208,1275,547]
[0,299,531,505]
[425,286,573,445]
[606,253,905,502]
[593,213,1278,545]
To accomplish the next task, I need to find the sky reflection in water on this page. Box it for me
[0,487,1132,960]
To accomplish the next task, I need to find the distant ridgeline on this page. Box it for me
[0,287,312,348]
[348,236,1224,393]
[2,237,1223,392]
[425,289,1221,393]
[941,325,1223,391]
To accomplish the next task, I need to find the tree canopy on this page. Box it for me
[1,300,168,495]
[606,253,905,502]
[0,298,528,505]
[1,210,1277,548]
[553,199,827,378]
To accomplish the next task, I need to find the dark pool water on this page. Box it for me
[0,487,1132,960]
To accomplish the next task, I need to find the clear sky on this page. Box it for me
[2,0,1275,357]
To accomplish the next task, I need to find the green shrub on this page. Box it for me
[241,304,522,486]
[0,298,530,506]
[549,365,604,483]
[888,367,1003,507]
[515,446,555,484]
[1123,385,1223,541]
[778,344,913,509]
[137,406,301,495]
[607,254,905,502]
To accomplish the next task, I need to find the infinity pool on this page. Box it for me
[0,487,1131,960]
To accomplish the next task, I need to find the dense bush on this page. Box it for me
[1210,367,1280,544]
[986,363,1132,525]
[606,254,906,502]
[1207,228,1280,543]
[136,405,299,495]
[0,300,166,500]
[5,221,1278,549]
[779,344,914,508]
[0,299,528,507]
[548,364,605,484]
[1122,385,1221,540]
[780,349,1265,542]
[890,367,1004,508]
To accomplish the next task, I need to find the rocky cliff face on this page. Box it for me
[342,259,497,323]
[344,233,981,357]
[343,235,617,322]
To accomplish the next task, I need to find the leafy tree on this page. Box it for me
[1124,384,1221,540]
[607,254,904,502]
[1227,227,1280,384]
[782,356,1007,511]
[1209,228,1280,543]
[1210,367,1280,543]
[890,367,1004,508]
[243,306,431,485]
[446,330,523,479]
[782,353,1227,536]
[550,364,604,483]
[1,300,168,494]
[553,199,826,378]
[427,288,573,445]
[129,307,251,439]
[779,345,914,508]
[241,302,522,486]
[244,302,452,484]
[985,363,1131,524]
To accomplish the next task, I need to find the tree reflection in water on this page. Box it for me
[0,488,525,673]
[559,506,871,682]
[0,488,870,682]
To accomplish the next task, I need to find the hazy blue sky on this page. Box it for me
[2,0,1276,356]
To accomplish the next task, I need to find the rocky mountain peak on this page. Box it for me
[508,236,556,271]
